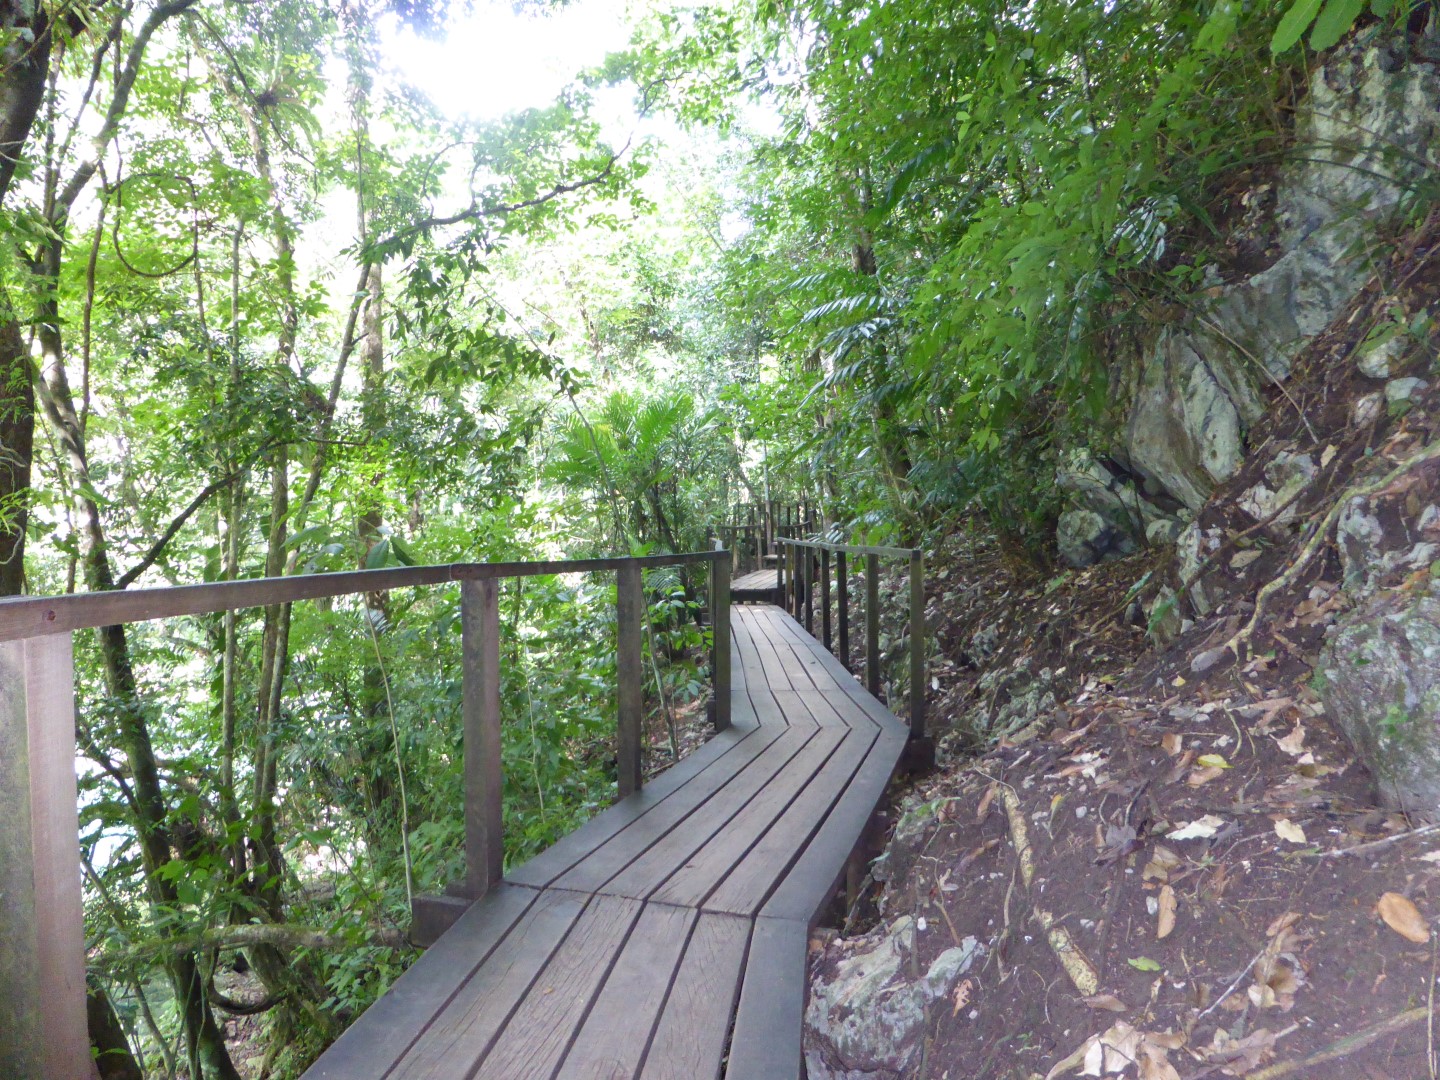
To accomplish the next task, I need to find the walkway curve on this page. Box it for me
[305,604,908,1080]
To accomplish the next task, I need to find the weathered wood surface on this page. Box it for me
[304,603,908,1080]
[731,567,780,602]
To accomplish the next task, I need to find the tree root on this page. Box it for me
[999,784,1100,996]
[1224,438,1440,660]
[1245,1004,1429,1079]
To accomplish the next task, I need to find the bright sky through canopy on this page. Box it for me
[381,0,636,121]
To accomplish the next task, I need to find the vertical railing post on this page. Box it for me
[837,551,850,671]
[616,561,645,798]
[909,550,926,739]
[820,548,832,651]
[711,554,731,732]
[462,579,504,898]
[788,543,799,617]
[803,546,814,635]
[777,538,787,603]
[0,633,94,1080]
[865,553,881,698]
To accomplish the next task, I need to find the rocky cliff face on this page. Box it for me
[1058,44,1440,567]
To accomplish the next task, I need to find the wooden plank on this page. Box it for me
[462,579,504,897]
[760,726,906,926]
[703,726,876,916]
[738,609,796,692]
[476,894,644,1079]
[557,903,696,1079]
[648,726,847,909]
[616,562,645,798]
[507,725,757,889]
[640,913,750,1080]
[724,917,807,1080]
[549,722,793,895]
[596,726,820,900]
[303,885,537,1078]
[385,888,587,1078]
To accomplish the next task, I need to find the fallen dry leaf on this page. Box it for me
[952,977,972,1017]
[1082,993,1128,1012]
[1187,765,1226,787]
[1142,845,1182,882]
[1377,891,1431,943]
[1274,818,1307,844]
[1167,814,1225,840]
[1161,732,1183,756]
[1156,884,1177,939]
[1273,724,1307,755]
[975,782,997,821]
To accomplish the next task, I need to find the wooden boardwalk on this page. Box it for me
[731,568,780,603]
[305,604,908,1080]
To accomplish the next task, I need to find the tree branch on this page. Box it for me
[114,461,255,589]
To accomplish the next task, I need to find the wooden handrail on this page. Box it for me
[0,551,725,641]
[0,549,731,1077]
[777,537,925,743]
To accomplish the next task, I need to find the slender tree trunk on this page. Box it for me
[0,312,33,595]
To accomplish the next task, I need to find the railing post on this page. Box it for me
[820,548,832,651]
[0,633,94,1080]
[777,538,786,603]
[711,555,731,732]
[462,579,504,898]
[616,561,644,798]
[865,553,881,698]
[909,550,926,739]
[803,546,814,635]
[788,543,799,617]
[837,551,850,671]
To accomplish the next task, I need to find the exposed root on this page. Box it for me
[1245,1005,1430,1079]
[999,784,1100,996]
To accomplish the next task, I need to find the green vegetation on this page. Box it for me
[0,0,1411,1074]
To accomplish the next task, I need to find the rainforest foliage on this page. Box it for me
[0,0,1410,1074]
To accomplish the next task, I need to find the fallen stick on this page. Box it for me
[1310,821,1440,859]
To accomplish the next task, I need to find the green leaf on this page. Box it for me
[1128,956,1162,972]
[1271,0,1325,52]
[364,538,390,569]
[1370,0,1395,16]
[1310,0,1366,49]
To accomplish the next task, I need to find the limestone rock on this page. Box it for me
[1176,523,1222,616]
[1057,508,1134,569]
[1056,450,1169,543]
[1359,338,1405,379]
[1145,517,1185,546]
[1238,451,1316,525]
[1147,586,1184,647]
[1122,49,1440,510]
[805,918,983,1080]
[1386,377,1427,414]
[1354,391,1385,427]
[1320,588,1440,817]
[1337,496,1387,593]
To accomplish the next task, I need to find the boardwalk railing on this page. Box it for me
[0,550,730,1080]
[778,538,929,762]
[709,500,817,575]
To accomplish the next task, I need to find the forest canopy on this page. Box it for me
[0,0,1395,1074]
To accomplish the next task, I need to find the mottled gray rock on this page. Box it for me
[1354,391,1385,426]
[1176,523,1222,615]
[1337,496,1387,593]
[1238,451,1317,525]
[1057,508,1135,569]
[1123,50,1440,509]
[1386,377,1427,414]
[805,918,983,1080]
[1145,517,1185,546]
[1147,586,1184,647]
[1320,588,1440,816]
[1126,332,1249,510]
[1359,338,1405,379]
[1056,450,1169,543]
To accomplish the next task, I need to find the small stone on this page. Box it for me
[1353,391,1384,426]
[1191,646,1230,674]
[1358,337,1405,379]
[1385,377,1427,415]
